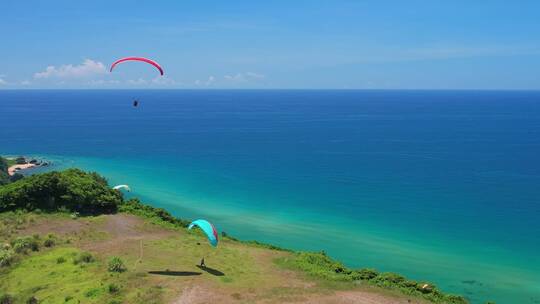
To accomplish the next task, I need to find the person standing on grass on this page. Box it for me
[189,219,219,269]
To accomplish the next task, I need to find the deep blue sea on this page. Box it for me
[1,90,539,303]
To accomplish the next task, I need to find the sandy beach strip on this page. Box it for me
[8,163,37,176]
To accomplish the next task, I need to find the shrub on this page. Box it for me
[43,234,56,247]
[9,173,24,183]
[0,294,14,304]
[56,257,66,264]
[355,268,379,280]
[244,240,289,251]
[119,198,190,228]
[11,236,39,254]
[108,256,127,273]
[0,249,15,267]
[291,252,356,281]
[444,295,469,304]
[25,296,38,304]
[84,288,100,298]
[43,238,55,247]
[374,272,407,286]
[74,252,94,264]
[108,283,120,294]
[403,279,419,288]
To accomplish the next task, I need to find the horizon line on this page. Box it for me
[1,88,540,92]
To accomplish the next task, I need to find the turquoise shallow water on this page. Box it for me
[1,90,540,303]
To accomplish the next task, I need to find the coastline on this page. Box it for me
[2,154,524,304]
[5,156,49,176]
[8,163,37,176]
[0,160,470,303]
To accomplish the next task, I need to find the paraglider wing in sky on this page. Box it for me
[113,184,131,192]
[110,57,164,76]
[189,219,219,247]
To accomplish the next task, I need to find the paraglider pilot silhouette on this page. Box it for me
[109,57,164,108]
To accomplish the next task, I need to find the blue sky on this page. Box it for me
[1,0,539,89]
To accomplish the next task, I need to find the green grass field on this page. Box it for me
[0,209,466,304]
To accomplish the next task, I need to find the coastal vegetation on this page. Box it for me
[278,252,467,304]
[0,165,469,303]
[5,158,18,168]
[0,157,11,185]
[0,156,48,186]
[118,197,190,228]
[0,168,121,214]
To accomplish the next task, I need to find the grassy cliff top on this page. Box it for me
[1,211,457,304]
[0,166,468,304]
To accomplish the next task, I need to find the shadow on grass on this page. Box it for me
[196,265,225,276]
[148,270,202,276]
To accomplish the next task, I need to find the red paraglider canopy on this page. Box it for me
[110,57,164,75]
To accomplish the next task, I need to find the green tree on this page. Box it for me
[8,173,24,183]
[0,169,122,214]
[0,157,9,185]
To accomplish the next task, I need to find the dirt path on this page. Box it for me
[81,214,176,252]
[300,290,422,304]
[171,287,422,304]
[19,213,174,251]
[18,215,86,236]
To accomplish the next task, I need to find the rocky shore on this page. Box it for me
[6,156,49,176]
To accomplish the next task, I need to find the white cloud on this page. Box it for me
[194,76,215,87]
[20,80,31,86]
[206,76,215,86]
[85,77,180,87]
[224,72,265,83]
[34,59,107,79]
[0,78,6,86]
[86,79,120,86]
[151,76,179,86]
[223,73,244,81]
[126,78,147,85]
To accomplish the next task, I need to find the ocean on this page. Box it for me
[1,90,539,303]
